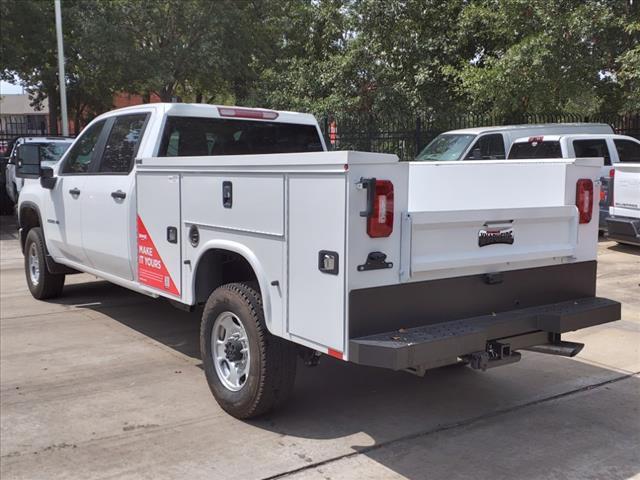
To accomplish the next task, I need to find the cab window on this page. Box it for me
[61,120,106,174]
[158,116,323,157]
[99,114,148,173]
[508,141,562,159]
[613,139,640,162]
[465,134,505,160]
[573,139,611,165]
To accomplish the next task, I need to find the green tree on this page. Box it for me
[452,0,638,118]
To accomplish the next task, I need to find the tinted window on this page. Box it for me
[415,134,475,161]
[99,114,148,173]
[573,139,611,165]
[62,120,105,174]
[508,141,562,159]
[465,134,505,160]
[614,139,640,163]
[158,116,323,157]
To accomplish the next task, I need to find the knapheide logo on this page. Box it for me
[478,227,515,247]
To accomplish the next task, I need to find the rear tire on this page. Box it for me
[24,227,65,299]
[200,282,297,419]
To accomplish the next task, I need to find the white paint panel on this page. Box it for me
[407,161,568,211]
[288,175,346,352]
[182,174,284,236]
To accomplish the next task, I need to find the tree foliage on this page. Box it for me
[1,0,638,127]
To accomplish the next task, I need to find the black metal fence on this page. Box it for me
[319,113,640,161]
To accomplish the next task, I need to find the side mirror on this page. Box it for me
[472,148,482,160]
[40,166,57,190]
[16,144,42,178]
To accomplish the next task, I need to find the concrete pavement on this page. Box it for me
[1,215,638,480]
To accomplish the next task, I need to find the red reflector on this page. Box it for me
[609,168,615,178]
[576,179,594,224]
[327,348,343,360]
[367,180,394,238]
[600,188,606,202]
[217,107,279,120]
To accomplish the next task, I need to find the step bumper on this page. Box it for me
[348,297,621,370]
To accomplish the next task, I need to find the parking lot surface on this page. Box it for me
[1,215,639,480]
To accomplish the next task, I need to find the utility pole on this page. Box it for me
[54,0,69,135]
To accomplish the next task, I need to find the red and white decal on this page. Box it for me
[137,215,179,296]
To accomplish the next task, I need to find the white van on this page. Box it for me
[415,123,614,162]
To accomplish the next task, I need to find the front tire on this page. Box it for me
[24,227,65,299]
[200,282,297,419]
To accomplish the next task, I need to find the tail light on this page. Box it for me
[609,168,615,206]
[218,107,279,120]
[576,179,594,224]
[361,179,394,237]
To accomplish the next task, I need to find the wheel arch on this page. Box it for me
[191,240,275,333]
[18,201,43,253]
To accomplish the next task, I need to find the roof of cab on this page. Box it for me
[18,136,74,143]
[511,133,638,143]
[444,123,612,136]
[92,103,319,126]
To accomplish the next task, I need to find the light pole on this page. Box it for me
[54,0,69,136]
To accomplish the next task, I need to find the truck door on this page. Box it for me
[81,113,149,280]
[46,120,107,264]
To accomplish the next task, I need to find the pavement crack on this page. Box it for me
[260,372,639,480]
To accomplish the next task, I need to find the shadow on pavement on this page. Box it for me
[608,242,640,256]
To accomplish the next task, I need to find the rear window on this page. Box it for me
[158,116,323,157]
[614,139,640,162]
[508,141,562,159]
[573,139,611,165]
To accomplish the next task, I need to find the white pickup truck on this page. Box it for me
[16,103,620,418]
[607,163,640,246]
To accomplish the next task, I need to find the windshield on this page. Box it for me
[29,142,72,164]
[415,134,476,161]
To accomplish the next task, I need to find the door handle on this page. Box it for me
[111,190,126,200]
[69,188,80,196]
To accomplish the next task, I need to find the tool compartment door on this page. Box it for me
[287,174,346,352]
[136,172,182,298]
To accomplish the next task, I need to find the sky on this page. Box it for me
[0,81,24,95]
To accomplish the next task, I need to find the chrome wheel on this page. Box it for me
[28,243,40,287]
[212,311,250,391]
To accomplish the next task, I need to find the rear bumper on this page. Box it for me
[606,216,640,246]
[349,297,621,370]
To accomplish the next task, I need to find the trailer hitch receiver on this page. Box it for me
[464,341,521,371]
